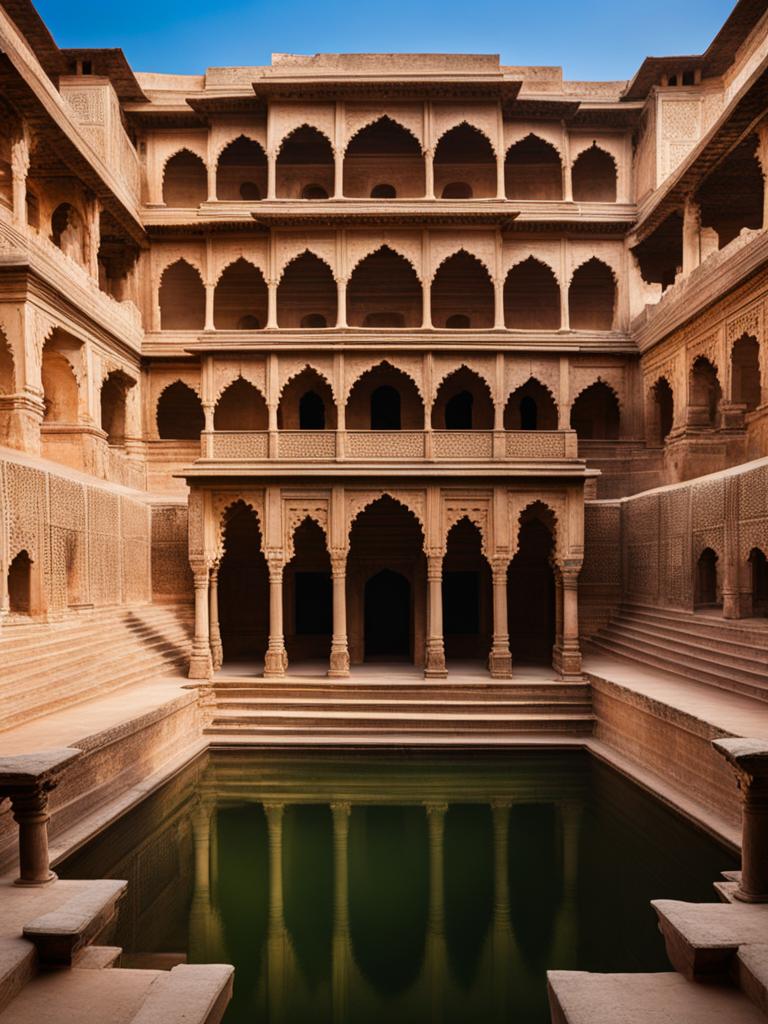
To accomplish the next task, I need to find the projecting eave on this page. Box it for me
[250,76,523,104]
[178,460,598,481]
[250,202,519,229]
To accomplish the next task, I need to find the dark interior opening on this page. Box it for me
[507,519,555,662]
[364,569,410,658]
[371,385,401,429]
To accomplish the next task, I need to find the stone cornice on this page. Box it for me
[250,76,523,104]
[178,461,595,481]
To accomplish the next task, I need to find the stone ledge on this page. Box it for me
[22,878,127,967]
[652,899,768,981]
[131,964,234,1024]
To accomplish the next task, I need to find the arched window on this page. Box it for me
[696,133,763,247]
[520,396,537,430]
[8,550,32,614]
[277,252,337,328]
[694,548,719,608]
[0,330,14,395]
[277,126,333,199]
[370,183,397,198]
[441,182,473,199]
[651,378,674,444]
[347,247,421,328]
[434,123,496,199]
[371,385,401,429]
[749,548,768,616]
[216,137,267,201]
[446,314,470,329]
[504,258,560,329]
[505,379,558,430]
[100,372,131,445]
[299,391,326,429]
[570,382,620,440]
[568,259,615,331]
[689,357,721,429]
[214,259,268,330]
[51,203,86,265]
[445,390,473,429]
[572,145,617,202]
[343,117,424,198]
[41,345,79,424]
[300,313,328,329]
[431,251,494,330]
[163,150,206,207]
[214,378,268,431]
[505,135,563,200]
[156,381,204,440]
[159,260,205,330]
[432,367,494,430]
[731,335,761,411]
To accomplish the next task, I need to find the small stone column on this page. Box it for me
[425,148,435,199]
[328,554,350,678]
[336,278,348,329]
[489,558,512,678]
[553,563,582,679]
[331,801,351,1024]
[264,558,287,678]
[267,401,278,459]
[204,283,215,331]
[206,163,217,203]
[11,133,29,227]
[189,563,213,679]
[756,124,768,230]
[209,562,223,671]
[425,555,447,678]
[426,802,447,933]
[422,280,432,329]
[203,403,214,458]
[682,198,702,277]
[494,277,505,330]
[267,152,276,200]
[334,149,344,199]
[0,748,80,886]
[714,738,768,902]
[267,280,278,329]
[495,148,505,200]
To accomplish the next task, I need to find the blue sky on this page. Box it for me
[36,0,734,80]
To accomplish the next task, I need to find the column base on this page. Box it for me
[210,640,223,672]
[328,646,350,678]
[424,645,447,679]
[263,646,287,679]
[14,870,57,887]
[488,648,513,679]
[552,643,583,680]
[733,887,768,904]
[188,647,213,679]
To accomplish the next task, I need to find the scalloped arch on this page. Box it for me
[348,491,425,535]
[344,114,423,154]
[568,255,618,285]
[571,140,618,168]
[345,358,425,402]
[161,147,207,176]
[506,374,557,404]
[213,372,267,406]
[505,253,561,284]
[158,255,205,283]
[155,377,201,417]
[514,498,561,561]
[347,243,422,282]
[277,247,335,282]
[217,497,264,550]
[571,376,623,409]
[432,362,493,403]
[434,119,497,156]
[431,247,493,284]
[214,133,267,164]
[277,122,334,155]
[278,363,337,404]
[505,132,563,159]
[445,512,489,558]
[213,256,267,288]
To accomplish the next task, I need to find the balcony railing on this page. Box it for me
[200,429,579,462]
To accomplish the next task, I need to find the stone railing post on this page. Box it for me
[489,557,512,678]
[264,557,287,678]
[209,561,223,671]
[552,561,582,679]
[189,562,213,679]
[0,749,81,885]
[424,554,447,678]
[714,738,768,902]
[328,553,350,678]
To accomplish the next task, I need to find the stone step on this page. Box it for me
[72,946,122,970]
[613,607,768,655]
[205,712,594,735]
[596,620,768,676]
[737,945,768,1017]
[205,729,590,746]
[621,603,768,647]
[587,635,768,702]
[0,939,35,1016]
[212,696,592,714]
[211,680,590,700]
[547,970,766,1024]
[0,607,193,652]
[652,899,768,982]
[22,879,128,968]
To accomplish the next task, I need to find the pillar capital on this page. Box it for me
[331,800,352,818]
[714,738,768,902]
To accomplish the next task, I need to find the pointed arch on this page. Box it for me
[346,361,424,429]
[443,516,492,661]
[504,377,558,430]
[214,377,268,431]
[348,491,425,538]
[509,501,556,661]
[344,116,424,198]
[216,135,267,201]
[731,334,761,411]
[434,122,496,200]
[278,366,337,429]
[432,365,494,429]
[431,250,494,329]
[505,257,561,329]
[159,259,205,330]
[572,144,617,202]
[218,499,268,664]
[505,134,563,200]
[347,246,422,328]
[689,356,722,428]
[0,327,15,394]
[214,258,268,330]
[163,148,207,207]
[41,337,79,424]
[277,251,337,328]
[570,380,620,440]
[100,369,133,445]
[156,380,204,440]
[276,125,334,200]
[8,549,32,615]
[649,376,674,444]
[568,258,615,331]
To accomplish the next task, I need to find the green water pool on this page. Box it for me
[59,750,737,1024]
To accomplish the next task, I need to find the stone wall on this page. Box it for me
[150,501,193,602]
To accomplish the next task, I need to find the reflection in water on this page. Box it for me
[59,752,737,1024]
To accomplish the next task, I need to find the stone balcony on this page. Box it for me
[191,428,586,478]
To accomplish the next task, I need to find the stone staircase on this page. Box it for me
[0,605,194,730]
[549,885,768,1023]
[204,676,594,744]
[586,602,768,702]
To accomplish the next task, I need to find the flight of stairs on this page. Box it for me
[587,602,768,702]
[204,677,594,744]
[0,604,194,730]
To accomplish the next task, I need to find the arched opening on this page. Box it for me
[348,495,425,665]
[51,203,86,265]
[443,518,491,662]
[216,137,266,201]
[731,335,761,411]
[504,379,558,430]
[572,144,617,202]
[441,181,472,199]
[697,133,763,247]
[343,117,424,198]
[632,211,683,292]
[156,381,204,440]
[434,124,496,199]
[277,252,337,328]
[159,260,205,330]
[568,259,615,330]
[370,183,396,198]
[278,368,337,429]
[504,258,561,329]
[163,150,206,207]
[570,381,620,440]
[431,251,494,329]
[505,135,563,200]
[432,367,494,429]
[690,357,722,429]
[446,314,471,329]
[286,518,332,662]
[0,120,12,210]
[214,259,268,330]
[41,342,79,424]
[214,378,268,430]
[0,331,15,394]
[8,550,32,615]
[218,502,268,665]
[301,183,329,200]
[347,247,422,328]
[507,508,555,663]
[346,363,424,429]
[694,548,720,609]
[100,371,131,445]
[276,126,333,199]
[650,377,674,444]
[749,548,768,617]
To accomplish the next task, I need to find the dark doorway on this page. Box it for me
[364,569,410,659]
[287,518,331,662]
[371,385,401,429]
[507,518,555,662]
[299,391,325,429]
[218,502,268,664]
[445,390,473,429]
[694,548,719,608]
[442,518,490,661]
[8,550,32,614]
[520,396,537,430]
[295,572,332,635]
[750,549,768,616]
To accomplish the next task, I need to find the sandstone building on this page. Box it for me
[0,0,767,1021]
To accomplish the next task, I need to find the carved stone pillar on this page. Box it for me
[757,124,768,231]
[682,198,702,277]
[267,280,278,329]
[333,148,344,199]
[328,553,350,678]
[189,563,213,679]
[714,739,768,902]
[426,802,447,933]
[336,277,347,329]
[489,558,512,678]
[425,554,447,678]
[422,279,432,329]
[722,474,741,619]
[11,132,29,227]
[209,562,223,671]
[332,801,351,1024]
[552,563,582,679]
[204,283,215,331]
[267,151,276,200]
[203,403,214,458]
[206,162,217,203]
[495,148,505,200]
[425,148,435,199]
[264,557,287,678]
[493,277,505,330]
